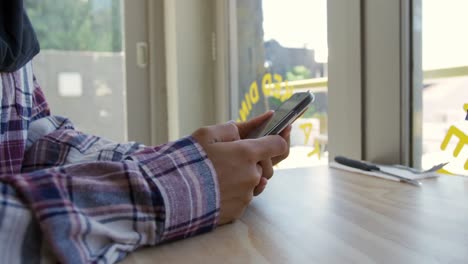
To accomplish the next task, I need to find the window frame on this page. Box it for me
[215,0,415,165]
[328,0,364,161]
[124,0,153,145]
[215,0,366,161]
[123,0,169,145]
[361,0,414,166]
[412,0,423,169]
[125,0,169,146]
[163,0,217,140]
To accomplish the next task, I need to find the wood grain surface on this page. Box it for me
[123,166,468,264]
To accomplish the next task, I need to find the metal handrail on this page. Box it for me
[423,66,468,80]
[265,65,468,92]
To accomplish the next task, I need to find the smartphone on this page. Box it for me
[248,91,314,138]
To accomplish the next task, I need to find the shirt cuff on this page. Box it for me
[131,136,220,242]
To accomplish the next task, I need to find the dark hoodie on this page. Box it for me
[0,0,39,72]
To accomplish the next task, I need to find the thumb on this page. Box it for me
[236,111,274,139]
[192,122,240,145]
[209,122,242,143]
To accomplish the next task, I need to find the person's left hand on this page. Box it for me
[236,111,292,196]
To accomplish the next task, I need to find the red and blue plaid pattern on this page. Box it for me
[0,62,220,263]
[0,63,49,176]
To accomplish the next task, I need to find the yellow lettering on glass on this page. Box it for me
[307,140,321,159]
[250,82,259,104]
[262,73,272,97]
[440,126,468,157]
[439,102,468,175]
[239,96,251,121]
[281,80,294,102]
[238,81,262,121]
[299,122,321,159]
[299,123,313,145]
[237,73,296,121]
[273,74,283,100]
[439,125,468,174]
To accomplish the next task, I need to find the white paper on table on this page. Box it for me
[329,162,440,182]
[378,165,440,180]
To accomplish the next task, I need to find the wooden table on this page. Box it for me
[123,166,468,263]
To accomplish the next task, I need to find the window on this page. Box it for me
[26,0,127,141]
[229,0,329,168]
[414,0,468,176]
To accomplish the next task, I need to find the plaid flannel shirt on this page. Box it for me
[0,62,220,263]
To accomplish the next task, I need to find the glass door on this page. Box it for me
[413,0,468,176]
[229,0,329,169]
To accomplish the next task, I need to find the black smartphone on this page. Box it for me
[248,91,314,138]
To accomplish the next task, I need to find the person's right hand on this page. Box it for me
[192,122,288,225]
[235,111,292,196]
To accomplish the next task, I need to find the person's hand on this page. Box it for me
[192,122,288,225]
[236,111,292,165]
[236,111,292,195]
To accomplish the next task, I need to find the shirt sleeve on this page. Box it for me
[1,136,220,264]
